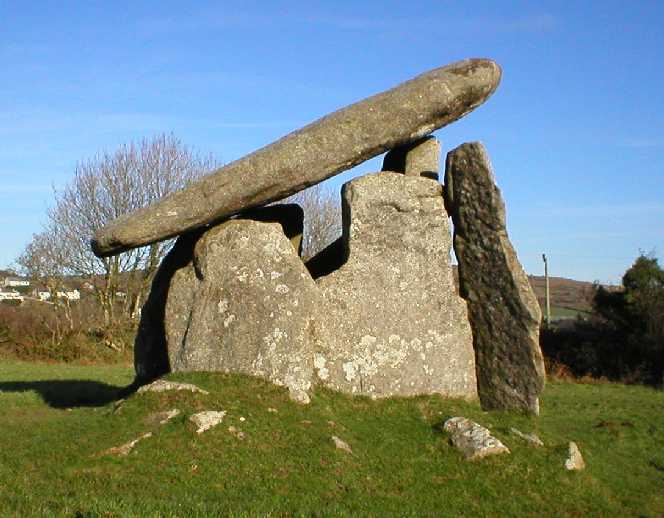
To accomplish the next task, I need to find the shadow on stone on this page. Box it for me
[134,230,203,382]
[0,379,136,409]
[237,204,304,256]
[305,237,347,280]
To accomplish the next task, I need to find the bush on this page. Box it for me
[542,253,664,386]
[0,301,133,363]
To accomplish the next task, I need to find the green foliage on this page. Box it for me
[1,362,663,516]
[542,252,664,386]
[622,254,664,295]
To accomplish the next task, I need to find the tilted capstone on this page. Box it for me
[92,59,501,257]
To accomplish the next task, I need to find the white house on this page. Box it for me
[3,277,29,288]
[56,289,80,301]
[0,290,24,302]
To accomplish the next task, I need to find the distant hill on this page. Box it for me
[451,266,610,319]
[528,275,596,313]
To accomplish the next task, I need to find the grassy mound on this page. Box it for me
[1,361,663,516]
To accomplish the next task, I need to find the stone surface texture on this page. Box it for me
[382,136,441,178]
[136,379,209,395]
[443,417,510,460]
[134,218,323,403]
[238,203,304,256]
[444,142,545,414]
[92,59,501,257]
[510,427,544,447]
[145,409,181,426]
[102,432,153,457]
[331,436,353,454]
[228,426,246,440]
[190,411,227,434]
[315,172,477,399]
[565,441,585,471]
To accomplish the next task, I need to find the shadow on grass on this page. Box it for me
[0,379,138,409]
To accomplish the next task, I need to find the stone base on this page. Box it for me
[136,176,478,403]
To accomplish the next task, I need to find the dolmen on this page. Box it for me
[93,59,546,414]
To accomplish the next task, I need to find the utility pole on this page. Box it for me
[542,253,551,326]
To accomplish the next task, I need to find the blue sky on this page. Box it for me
[1,1,663,283]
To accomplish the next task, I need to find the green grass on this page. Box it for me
[1,361,663,517]
[550,306,589,320]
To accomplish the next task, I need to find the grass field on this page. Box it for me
[550,305,588,320]
[1,361,663,516]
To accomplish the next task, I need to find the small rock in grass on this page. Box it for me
[102,432,153,456]
[331,436,353,454]
[510,427,544,447]
[289,388,311,405]
[228,426,246,440]
[565,441,585,471]
[443,417,510,460]
[145,409,180,426]
[137,379,209,395]
[111,399,125,414]
[267,407,278,413]
[190,410,226,434]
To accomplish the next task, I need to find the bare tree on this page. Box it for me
[16,231,74,338]
[285,182,342,261]
[19,133,217,327]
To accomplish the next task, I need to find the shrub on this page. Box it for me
[0,301,133,363]
[542,253,664,386]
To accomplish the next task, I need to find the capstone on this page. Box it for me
[92,59,501,257]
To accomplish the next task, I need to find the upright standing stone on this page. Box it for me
[134,218,324,403]
[134,204,306,382]
[444,142,545,414]
[315,172,477,399]
[382,136,441,179]
[92,59,501,257]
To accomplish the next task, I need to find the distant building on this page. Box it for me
[56,289,80,301]
[3,277,29,288]
[0,290,24,302]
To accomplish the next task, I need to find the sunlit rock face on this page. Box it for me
[134,208,319,404]
[314,172,477,399]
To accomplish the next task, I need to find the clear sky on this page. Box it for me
[1,1,663,283]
